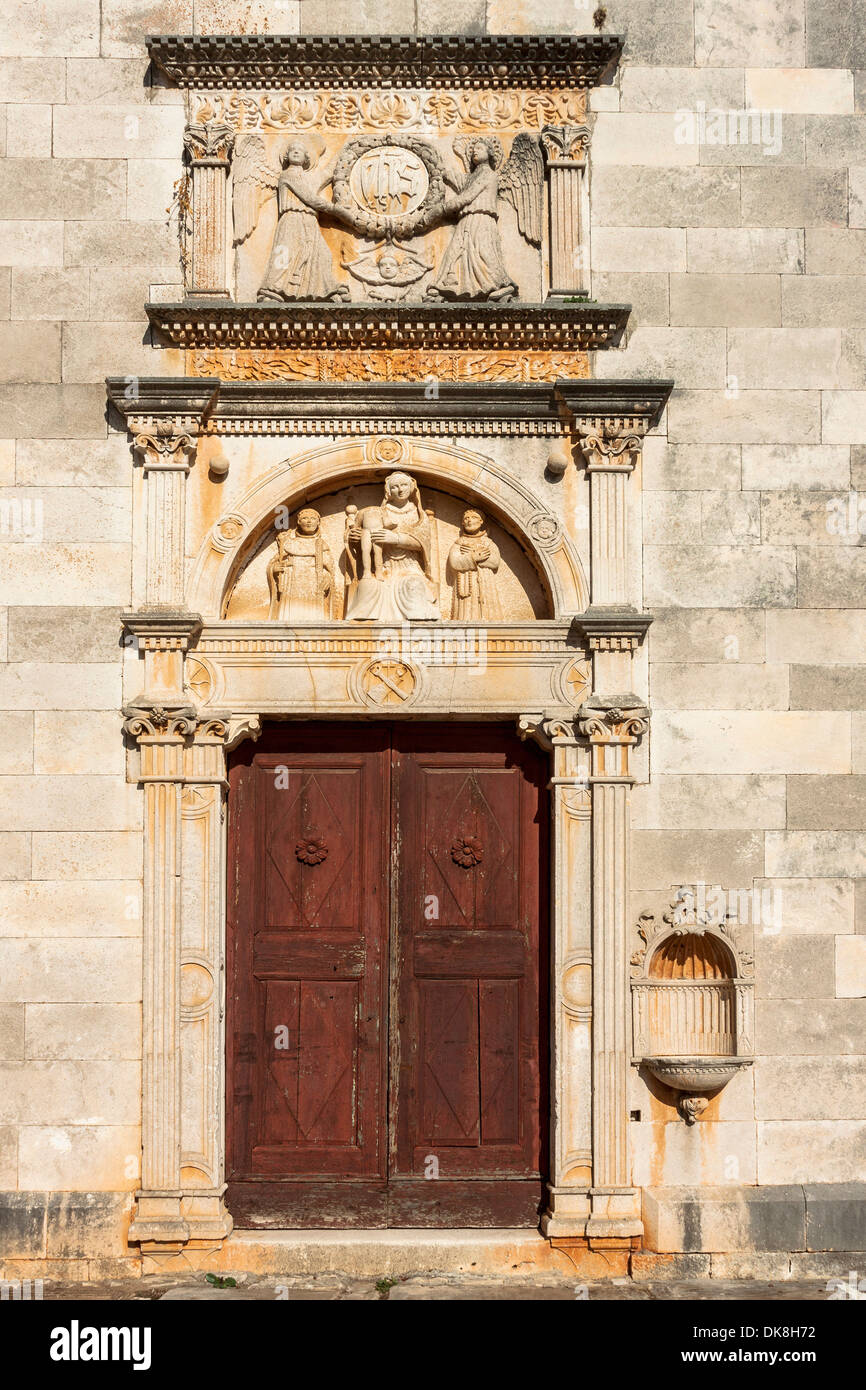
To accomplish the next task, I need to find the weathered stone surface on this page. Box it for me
[620,66,743,113]
[592,227,686,272]
[804,1184,866,1252]
[797,548,866,606]
[7,103,52,159]
[806,0,866,70]
[700,490,760,543]
[757,1057,866,1121]
[64,220,177,268]
[591,167,740,227]
[631,828,764,890]
[53,106,184,161]
[766,832,866,878]
[758,1122,866,1185]
[786,776,866,830]
[643,441,740,491]
[15,440,128,488]
[761,489,861,545]
[0,324,60,383]
[0,833,29,880]
[31,831,141,882]
[0,386,107,439]
[643,1186,806,1255]
[0,221,63,267]
[746,68,854,115]
[754,936,837,1000]
[766,609,866,664]
[44,1191,136,1253]
[0,1004,24,1061]
[0,712,33,774]
[785,279,866,330]
[0,1,99,57]
[590,272,669,326]
[740,168,848,226]
[7,607,124,664]
[651,662,788,709]
[836,936,866,997]
[0,777,140,834]
[667,391,821,445]
[298,0,414,35]
[653,713,851,775]
[0,546,131,605]
[0,1192,46,1258]
[596,0,695,66]
[822,390,866,443]
[751,878,855,936]
[649,608,764,663]
[756,998,866,1055]
[11,269,90,322]
[728,329,841,390]
[593,328,725,389]
[850,166,866,227]
[742,444,850,491]
[632,774,786,830]
[591,113,698,166]
[0,57,66,103]
[0,160,126,222]
[644,544,796,607]
[686,227,803,275]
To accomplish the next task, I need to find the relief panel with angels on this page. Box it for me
[224,480,550,623]
[231,129,545,305]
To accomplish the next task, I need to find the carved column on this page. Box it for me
[131,419,200,609]
[519,714,593,1237]
[174,714,260,1244]
[183,121,234,300]
[541,124,591,297]
[578,696,649,1240]
[578,425,647,691]
[123,703,197,1249]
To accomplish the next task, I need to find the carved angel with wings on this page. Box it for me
[232,134,349,303]
[424,134,544,303]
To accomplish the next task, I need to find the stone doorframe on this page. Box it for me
[107,377,671,1252]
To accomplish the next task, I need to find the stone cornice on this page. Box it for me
[146,33,623,91]
[575,607,654,652]
[145,300,631,354]
[106,376,674,438]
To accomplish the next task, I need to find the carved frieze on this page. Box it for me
[194,88,588,136]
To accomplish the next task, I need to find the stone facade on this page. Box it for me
[0,1,864,1281]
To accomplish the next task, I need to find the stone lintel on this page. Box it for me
[106,376,671,440]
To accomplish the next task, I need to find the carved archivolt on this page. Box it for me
[186,439,588,621]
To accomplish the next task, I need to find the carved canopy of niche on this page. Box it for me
[186,438,588,621]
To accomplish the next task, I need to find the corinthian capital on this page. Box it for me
[579,430,641,473]
[541,123,591,164]
[577,693,650,744]
[131,419,199,471]
[183,120,235,165]
[122,704,198,743]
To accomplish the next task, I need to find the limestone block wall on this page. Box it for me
[0,0,862,1273]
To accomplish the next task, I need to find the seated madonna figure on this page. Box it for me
[344,472,440,622]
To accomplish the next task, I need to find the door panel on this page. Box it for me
[390,725,548,1222]
[226,721,548,1229]
[226,726,389,1223]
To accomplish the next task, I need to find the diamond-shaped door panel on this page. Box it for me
[422,769,518,928]
[263,768,360,929]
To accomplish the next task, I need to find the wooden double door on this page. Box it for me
[226,721,549,1228]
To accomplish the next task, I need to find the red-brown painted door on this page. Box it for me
[226,722,547,1228]
[389,724,548,1225]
